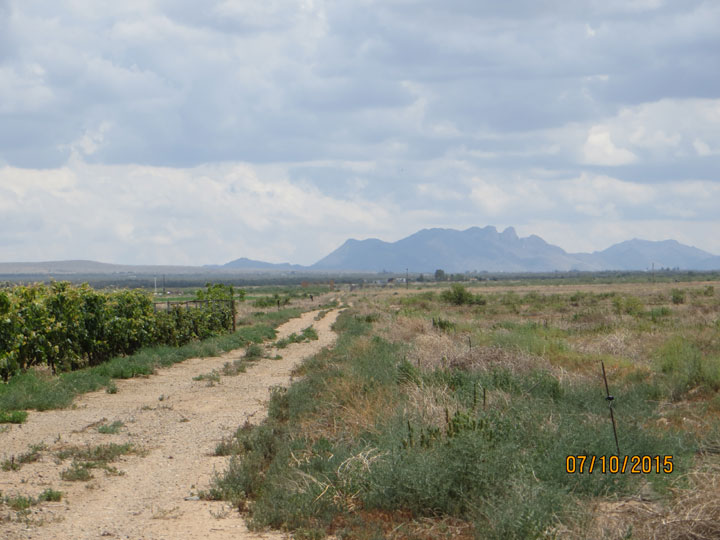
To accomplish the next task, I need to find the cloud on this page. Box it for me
[0,160,401,265]
[582,126,637,165]
[0,1,719,264]
[1,0,717,168]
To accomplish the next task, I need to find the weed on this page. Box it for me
[357,313,380,323]
[97,420,124,434]
[222,359,248,376]
[193,370,221,385]
[37,488,62,502]
[649,306,671,321]
[655,336,720,398]
[0,410,28,424]
[57,442,137,462]
[302,326,319,341]
[245,343,263,359]
[60,462,94,481]
[275,326,319,348]
[2,443,46,471]
[432,317,456,332]
[671,289,686,304]
[56,442,140,481]
[4,494,35,511]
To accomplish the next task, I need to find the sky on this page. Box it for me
[1,0,719,266]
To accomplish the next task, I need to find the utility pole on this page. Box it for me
[406,268,409,289]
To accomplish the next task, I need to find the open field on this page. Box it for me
[2,278,720,539]
[210,279,720,539]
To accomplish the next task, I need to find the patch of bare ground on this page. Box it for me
[0,307,341,540]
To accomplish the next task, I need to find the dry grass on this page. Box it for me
[329,509,475,540]
[296,374,399,443]
[561,460,720,540]
[382,315,432,343]
[406,331,554,376]
[572,328,644,361]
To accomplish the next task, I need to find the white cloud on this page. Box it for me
[0,1,719,265]
[693,138,714,156]
[0,160,398,265]
[0,64,54,114]
[468,177,556,216]
[563,174,655,212]
[592,99,720,160]
[582,126,637,165]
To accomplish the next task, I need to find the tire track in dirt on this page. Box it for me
[1,307,341,540]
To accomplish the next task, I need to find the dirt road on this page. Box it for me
[1,308,341,540]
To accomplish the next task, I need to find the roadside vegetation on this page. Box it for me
[212,280,720,539]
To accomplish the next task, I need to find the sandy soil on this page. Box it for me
[0,307,341,540]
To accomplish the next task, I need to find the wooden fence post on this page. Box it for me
[232,299,236,332]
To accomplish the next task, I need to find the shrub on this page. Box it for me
[441,284,486,306]
[432,317,456,332]
[671,289,686,304]
[655,336,720,397]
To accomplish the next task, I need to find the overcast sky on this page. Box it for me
[1,0,719,265]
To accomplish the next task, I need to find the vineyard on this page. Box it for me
[0,282,240,381]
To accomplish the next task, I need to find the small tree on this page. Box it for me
[434,269,446,281]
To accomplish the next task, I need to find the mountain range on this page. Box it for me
[1,226,718,276]
[222,226,720,273]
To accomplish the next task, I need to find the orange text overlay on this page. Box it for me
[565,455,673,474]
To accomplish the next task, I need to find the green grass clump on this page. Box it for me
[491,322,570,360]
[432,317,456,332]
[38,488,62,502]
[222,360,248,376]
[655,336,720,398]
[193,370,221,384]
[274,326,319,348]
[56,442,136,462]
[56,442,140,481]
[0,488,62,511]
[0,410,28,423]
[671,289,686,304]
[60,462,95,481]
[2,443,46,471]
[245,343,264,359]
[97,420,124,434]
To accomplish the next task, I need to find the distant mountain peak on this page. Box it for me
[308,225,719,273]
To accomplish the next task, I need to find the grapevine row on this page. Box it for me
[0,282,240,381]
